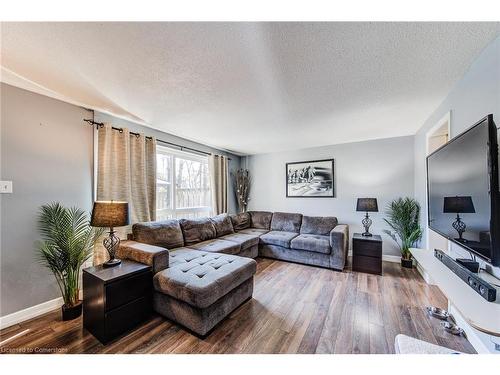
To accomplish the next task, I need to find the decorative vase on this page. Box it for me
[62,301,83,321]
[401,258,413,269]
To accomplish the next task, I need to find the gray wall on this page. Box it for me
[413,35,500,270]
[94,113,241,215]
[246,135,415,256]
[1,83,94,316]
[0,84,241,317]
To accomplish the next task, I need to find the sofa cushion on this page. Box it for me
[300,216,338,236]
[229,212,251,231]
[270,212,303,233]
[249,211,273,230]
[290,234,331,254]
[220,232,259,250]
[179,218,217,246]
[210,213,235,237]
[132,220,184,249]
[237,228,269,236]
[187,239,240,255]
[260,230,299,248]
[154,249,257,308]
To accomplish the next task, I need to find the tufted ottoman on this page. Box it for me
[153,248,257,336]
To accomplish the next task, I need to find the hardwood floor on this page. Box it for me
[0,258,476,354]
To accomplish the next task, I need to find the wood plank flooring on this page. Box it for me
[0,258,476,354]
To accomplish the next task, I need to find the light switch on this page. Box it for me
[0,181,13,193]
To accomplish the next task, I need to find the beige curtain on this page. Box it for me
[209,154,228,215]
[96,123,156,224]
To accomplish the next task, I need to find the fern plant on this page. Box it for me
[383,197,423,260]
[36,202,103,307]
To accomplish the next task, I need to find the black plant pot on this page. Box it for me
[401,258,413,269]
[62,301,82,321]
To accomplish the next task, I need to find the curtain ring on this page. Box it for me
[119,128,123,133]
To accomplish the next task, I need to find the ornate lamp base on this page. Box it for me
[452,214,466,241]
[102,228,122,268]
[103,258,122,268]
[362,213,373,237]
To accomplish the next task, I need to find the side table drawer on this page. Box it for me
[353,240,382,258]
[353,254,382,275]
[105,296,151,341]
[105,270,152,311]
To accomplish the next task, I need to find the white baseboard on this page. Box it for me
[382,254,402,263]
[348,250,401,263]
[0,297,63,330]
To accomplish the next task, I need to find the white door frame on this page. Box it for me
[425,111,451,155]
[425,111,451,250]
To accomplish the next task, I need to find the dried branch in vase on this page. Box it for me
[231,168,251,213]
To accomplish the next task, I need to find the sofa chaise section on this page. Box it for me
[153,248,256,336]
[117,218,258,336]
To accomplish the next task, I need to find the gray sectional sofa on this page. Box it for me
[116,211,348,336]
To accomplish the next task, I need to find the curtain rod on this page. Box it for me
[83,119,231,160]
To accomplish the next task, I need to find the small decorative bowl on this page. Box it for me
[441,321,465,336]
[426,306,450,320]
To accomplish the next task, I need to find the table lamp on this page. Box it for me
[356,198,378,237]
[90,201,129,267]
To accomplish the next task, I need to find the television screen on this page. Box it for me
[427,115,499,265]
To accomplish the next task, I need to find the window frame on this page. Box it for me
[156,145,212,220]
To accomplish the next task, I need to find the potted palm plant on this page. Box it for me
[37,202,103,320]
[383,197,423,268]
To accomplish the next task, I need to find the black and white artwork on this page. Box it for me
[286,159,335,197]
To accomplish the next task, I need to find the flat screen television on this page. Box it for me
[427,114,500,267]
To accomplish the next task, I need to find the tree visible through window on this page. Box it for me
[156,146,211,220]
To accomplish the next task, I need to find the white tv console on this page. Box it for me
[410,248,500,353]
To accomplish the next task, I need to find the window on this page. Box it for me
[156,145,212,220]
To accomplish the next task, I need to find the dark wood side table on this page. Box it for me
[83,260,152,343]
[352,233,383,275]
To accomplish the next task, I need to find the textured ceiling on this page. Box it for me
[1,22,499,154]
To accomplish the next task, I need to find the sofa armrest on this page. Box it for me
[329,224,349,270]
[116,240,169,274]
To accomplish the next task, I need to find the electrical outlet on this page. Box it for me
[0,181,13,193]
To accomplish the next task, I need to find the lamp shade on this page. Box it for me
[356,198,378,212]
[90,201,129,228]
[443,196,475,214]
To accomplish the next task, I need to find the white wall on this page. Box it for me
[414,36,500,272]
[246,135,415,256]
